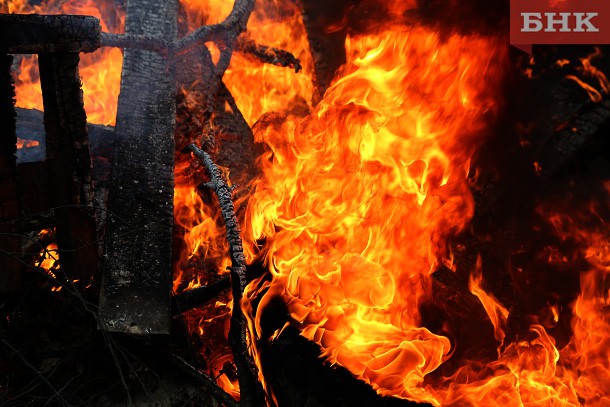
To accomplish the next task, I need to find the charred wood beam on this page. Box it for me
[13,107,114,235]
[99,0,178,335]
[186,143,265,407]
[37,52,99,284]
[538,98,610,175]
[0,53,21,291]
[0,14,101,54]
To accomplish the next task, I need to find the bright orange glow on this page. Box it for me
[178,0,315,124]
[469,256,509,345]
[16,138,40,149]
[242,25,507,403]
[172,0,315,396]
[8,0,610,404]
[8,0,124,125]
[35,229,60,278]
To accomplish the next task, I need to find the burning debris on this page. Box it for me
[1,0,610,406]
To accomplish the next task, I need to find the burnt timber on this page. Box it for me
[99,0,178,334]
[0,15,101,288]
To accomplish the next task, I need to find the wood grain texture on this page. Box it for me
[0,14,101,54]
[38,52,99,284]
[99,0,178,335]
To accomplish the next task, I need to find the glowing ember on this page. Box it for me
[16,138,40,149]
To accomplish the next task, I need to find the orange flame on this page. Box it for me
[178,0,315,125]
[566,47,610,103]
[242,26,507,403]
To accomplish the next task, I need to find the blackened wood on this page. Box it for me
[236,38,302,72]
[186,144,265,407]
[172,277,230,316]
[0,14,101,54]
[538,98,610,175]
[0,53,21,291]
[301,0,349,102]
[15,107,115,232]
[99,0,178,335]
[38,52,98,284]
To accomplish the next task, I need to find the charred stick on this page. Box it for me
[186,143,264,407]
[171,354,239,407]
[237,38,302,72]
[174,0,254,54]
[172,266,266,316]
[172,277,231,316]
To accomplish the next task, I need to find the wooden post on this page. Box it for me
[0,53,21,291]
[38,52,99,284]
[99,0,178,335]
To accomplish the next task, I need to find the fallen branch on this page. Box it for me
[186,143,264,407]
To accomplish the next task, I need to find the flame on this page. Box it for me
[8,0,610,404]
[172,0,316,396]
[35,237,60,279]
[179,0,315,124]
[242,24,506,403]
[469,256,509,345]
[8,0,124,125]
[566,47,610,103]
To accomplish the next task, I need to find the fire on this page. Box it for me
[172,0,315,395]
[7,0,124,125]
[178,0,315,124]
[34,228,60,279]
[566,47,610,103]
[242,24,506,403]
[7,0,610,404]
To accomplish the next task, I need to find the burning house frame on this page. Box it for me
[1,0,610,406]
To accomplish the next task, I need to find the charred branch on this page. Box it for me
[237,37,302,72]
[171,354,239,407]
[186,143,264,407]
[172,265,266,316]
[172,277,230,316]
[0,14,101,54]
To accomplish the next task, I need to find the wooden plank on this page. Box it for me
[99,0,178,335]
[0,14,101,54]
[38,52,98,284]
[0,53,21,291]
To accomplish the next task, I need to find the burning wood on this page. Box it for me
[2,0,610,406]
